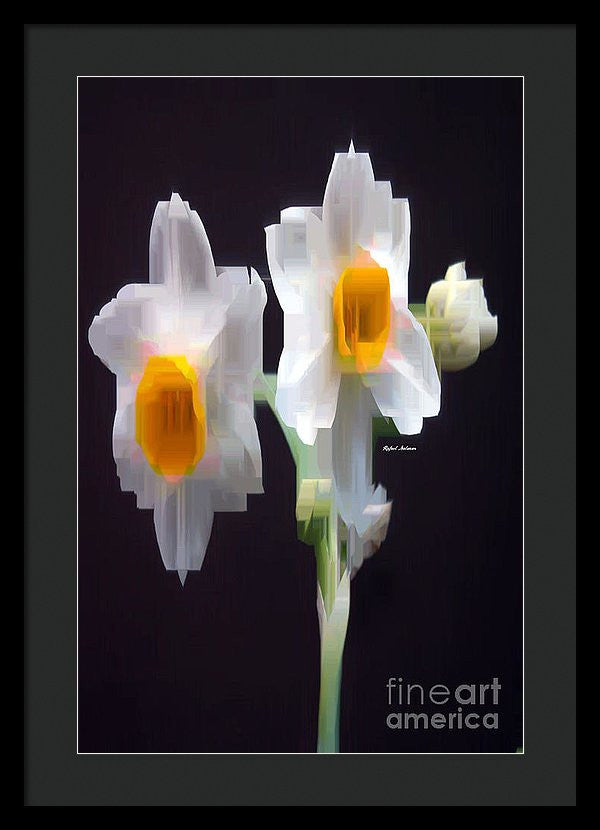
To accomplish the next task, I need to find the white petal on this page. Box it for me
[369,308,441,432]
[220,267,266,382]
[111,381,160,509]
[275,338,340,445]
[111,381,144,495]
[348,494,392,576]
[149,193,217,295]
[363,194,410,309]
[387,198,411,308]
[224,399,264,485]
[88,283,166,374]
[480,313,498,352]
[331,376,377,527]
[266,208,332,315]
[330,381,393,572]
[325,376,394,576]
[265,223,303,314]
[296,416,318,446]
[112,381,136,455]
[153,479,214,573]
[391,392,425,435]
[203,389,263,494]
[322,149,377,265]
[445,261,467,282]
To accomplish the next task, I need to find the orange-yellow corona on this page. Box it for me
[333,266,391,373]
[135,355,206,477]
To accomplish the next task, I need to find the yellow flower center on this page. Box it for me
[135,355,206,477]
[333,266,391,372]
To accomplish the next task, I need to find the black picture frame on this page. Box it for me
[25,23,576,806]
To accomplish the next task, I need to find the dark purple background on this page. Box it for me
[78,77,522,752]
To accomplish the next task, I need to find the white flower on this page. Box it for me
[265,142,441,447]
[424,261,498,371]
[89,193,266,583]
[265,145,441,562]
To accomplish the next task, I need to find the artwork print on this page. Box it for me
[78,77,523,753]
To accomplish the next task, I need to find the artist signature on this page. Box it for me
[382,445,417,452]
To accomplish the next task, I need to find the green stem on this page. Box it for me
[317,573,350,753]
[256,373,351,753]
